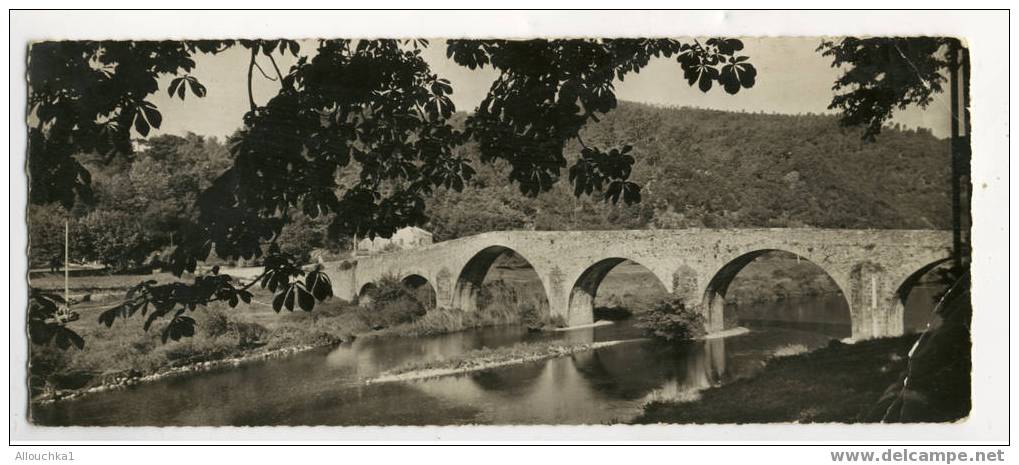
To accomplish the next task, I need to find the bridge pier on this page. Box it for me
[846,264,909,340]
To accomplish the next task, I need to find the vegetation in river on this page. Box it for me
[372,339,636,383]
[593,305,633,322]
[635,297,708,342]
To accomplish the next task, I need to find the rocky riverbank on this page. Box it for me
[33,341,338,405]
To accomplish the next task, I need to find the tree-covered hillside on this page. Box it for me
[29,102,954,269]
[426,102,952,241]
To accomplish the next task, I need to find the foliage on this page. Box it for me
[27,38,756,347]
[93,260,332,345]
[275,211,333,264]
[74,209,155,271]
[28,133,233,272]
[817,37,956,140]
[26,36,967,351]
[358,276,428,330]
[635,297,707,342]
[28,290,84,350]
[593,305,633,321]
[451,38,755,199]
[27,204,68,268]
[518,303,544,332]
[28,40,231,208]
[375,305,517,338]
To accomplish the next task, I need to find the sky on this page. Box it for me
[147,38,952,141]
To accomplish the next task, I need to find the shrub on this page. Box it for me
[477,279,517,310]
[360,276,427,330]
[371,297,425,329]
[233,322,269,348]
[203,309,232,338]
[199,308,268,347]
[519,303,544,332]
[593,305,633,321]
[635,297,707,342]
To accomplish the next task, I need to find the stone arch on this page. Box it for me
[401,273,437,310]
[894,258,952,333]
[357,282,377,305]
[702,249,851,333]
[567,257,669,326]
[452,245,549,312]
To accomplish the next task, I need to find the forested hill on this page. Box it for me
[28,102,953,270]
[425,101,953,242]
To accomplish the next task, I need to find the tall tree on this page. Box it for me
[27,38,757,348]
[818,37,970,267]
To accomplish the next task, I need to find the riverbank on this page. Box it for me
[30,285,557,404]
[632,335,917,424]
[33,341,337,404]
[29,288,371,404]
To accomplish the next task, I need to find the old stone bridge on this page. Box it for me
[324,229,952,340]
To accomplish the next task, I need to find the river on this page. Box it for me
[31,289,941,426]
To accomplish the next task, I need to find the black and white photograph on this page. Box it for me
[8,8,1011,454]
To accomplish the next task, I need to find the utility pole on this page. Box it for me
[64,220,69,307]
[948,39,971,269]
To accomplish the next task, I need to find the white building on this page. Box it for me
[355,226,433,256]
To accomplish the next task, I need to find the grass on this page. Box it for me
[29,285,369,399]
[632,336,916,424]
[29,271,187,299]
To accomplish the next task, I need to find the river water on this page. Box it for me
[31,290,940,426]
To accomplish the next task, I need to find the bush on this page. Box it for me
[233,321,269,348]
[519,303,544,332]
[360,276,427,330]
[200,308,268,347]
[371,297,425,329]
[593,305,633,321]
[203,309,232,338]
[477,279,517,310]
[635,297,707,342]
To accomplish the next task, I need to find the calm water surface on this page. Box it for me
[32,291,938,426]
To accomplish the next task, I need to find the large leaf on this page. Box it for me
[306,270,333,301]
[162,310,197,343]
[719,60,757,94]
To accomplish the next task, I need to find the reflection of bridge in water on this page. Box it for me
[409,331,730,424]
[326,229,951,340]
